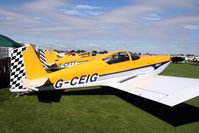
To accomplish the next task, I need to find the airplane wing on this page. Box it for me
[108,75,199,107]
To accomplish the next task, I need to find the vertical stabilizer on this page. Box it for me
[10,45,47,92]
[45,49,58,64]
[39,49,47,68]
[10,46,27,92]
[22,45,47,79]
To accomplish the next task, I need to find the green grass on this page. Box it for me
[162,62,199,78]
[0,63,199,133]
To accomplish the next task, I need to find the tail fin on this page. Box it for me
[39,49,47,68]
[45,49,58,64]
[10,46,27,92]
[10,45,47,92]
[23,45,47,79]
[39,49,59,67]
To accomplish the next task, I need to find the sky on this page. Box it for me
[0,0,199,54]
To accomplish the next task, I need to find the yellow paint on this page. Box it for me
[45,49,58,64]
[23,45,47,79]
[45,49,105,66]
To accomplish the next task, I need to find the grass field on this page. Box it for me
[0,63,199,133]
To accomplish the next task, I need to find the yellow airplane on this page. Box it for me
[39,48,103,69]
[10,45,199,107]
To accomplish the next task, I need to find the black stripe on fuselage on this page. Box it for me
[100,61,169,77]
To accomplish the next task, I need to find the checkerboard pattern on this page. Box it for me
[10,46,27,90]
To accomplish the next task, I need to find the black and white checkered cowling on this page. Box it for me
[39,49,47,68]
[10,46,27,90]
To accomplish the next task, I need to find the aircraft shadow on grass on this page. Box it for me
[29,87,199,127]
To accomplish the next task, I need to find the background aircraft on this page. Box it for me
[39,48,104,69]
[193,57,199,63]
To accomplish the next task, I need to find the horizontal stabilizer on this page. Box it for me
[24,78,48,88]
[109,75,199,106]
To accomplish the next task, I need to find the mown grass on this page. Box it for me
[162,62,199,78]
[0,63,199,133]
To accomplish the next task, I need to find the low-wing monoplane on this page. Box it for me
[39,48,104,69]
[10,45,199,106]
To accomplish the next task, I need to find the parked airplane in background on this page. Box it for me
[193,57,199,63]
[170,55,199,63]
[39,48,104,69]
[10,45,199,107]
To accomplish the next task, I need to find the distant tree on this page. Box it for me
[92,50,97,53]
[103,50,108,54]
[187,54,194,57]
[76,50,81,53]
[80,50,86,53]
[70,50,75,53]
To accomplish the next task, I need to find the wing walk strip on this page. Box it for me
[119,73,145,83]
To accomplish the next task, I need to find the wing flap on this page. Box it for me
[108,75,199,106]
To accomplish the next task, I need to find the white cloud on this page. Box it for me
[22,0,67,13]
[61,4,103,17]
[0,0,199,54]
[141,13,161,21]
[5,16,13,20]
[99,25,113,30]
[75,4,101,10]
[33,17,44,21]
[62,9,81,16]
[0,8,42,26]
[98,5,161,24]
[61,9,103,17]
[183,25,199,30]
[86,11,103,16]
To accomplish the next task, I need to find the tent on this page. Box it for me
[0,34,23,48]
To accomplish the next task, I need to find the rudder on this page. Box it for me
[10,46,27,92]
[39,49,47,68]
